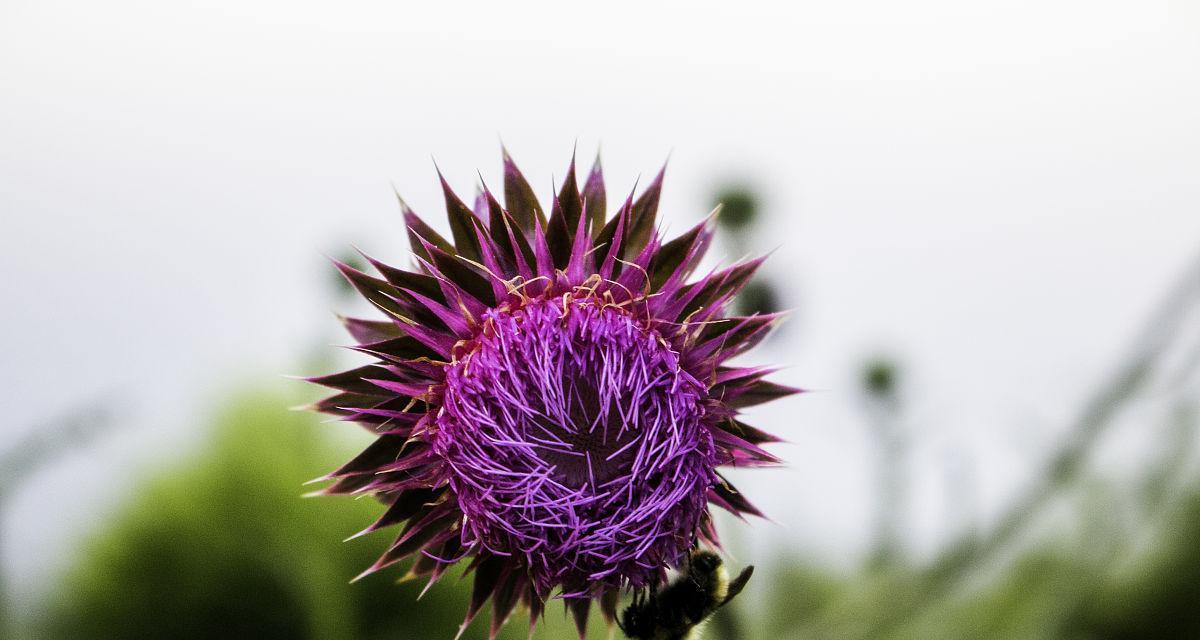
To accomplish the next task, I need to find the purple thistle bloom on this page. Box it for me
[307,149,796,638]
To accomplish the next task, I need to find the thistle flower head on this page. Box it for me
[440,294,714,595]
[307,149,795,638]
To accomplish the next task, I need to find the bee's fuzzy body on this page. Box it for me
[618,550,754,640]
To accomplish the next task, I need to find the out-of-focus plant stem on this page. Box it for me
[856,249,1200,637]
[862,360,905,572]
[0,401,118,638]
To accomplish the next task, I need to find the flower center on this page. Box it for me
[434,295,714,590]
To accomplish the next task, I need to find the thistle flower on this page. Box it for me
[307,149,795,638]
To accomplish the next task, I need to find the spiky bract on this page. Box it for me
[307,149,794,638]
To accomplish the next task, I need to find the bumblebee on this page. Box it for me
[618,549,754,640]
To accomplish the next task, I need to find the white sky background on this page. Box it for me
[2,0,1199,610]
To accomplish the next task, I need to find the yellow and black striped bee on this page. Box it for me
[618,549,754,640]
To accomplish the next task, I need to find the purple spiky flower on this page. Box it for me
[307,149,796,638]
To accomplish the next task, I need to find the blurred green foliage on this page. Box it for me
[734,279,781,317]
[26,324,1200,639]
[712,479,1200,640]
[35,384,1200,640]
[711,184,782,318]
[713,187,760,233]
[862,360,897,401]
[33,387,609,640]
